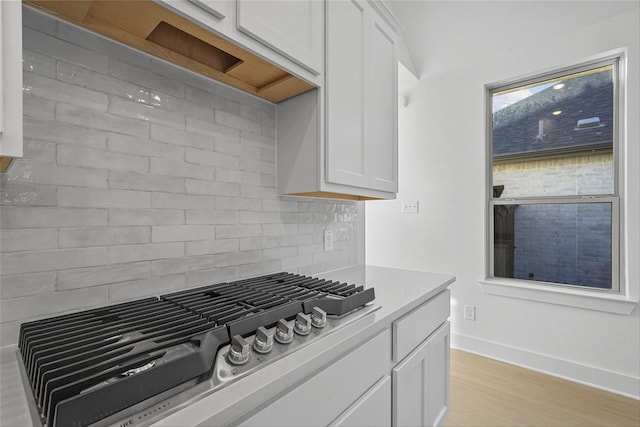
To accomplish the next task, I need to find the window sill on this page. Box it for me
[479,279,638,315]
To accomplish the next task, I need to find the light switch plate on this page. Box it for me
[402,201,419,214]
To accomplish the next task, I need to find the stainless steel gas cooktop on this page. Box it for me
[17,272,378,427]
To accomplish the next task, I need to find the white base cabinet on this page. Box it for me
[392,323,451,427]
[232,289,451,427]
[236,329,391,427]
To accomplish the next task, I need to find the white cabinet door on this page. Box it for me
[0,0,23,166]
[325,0,369,189]
[237,0,323,75]
[330,375,391,427]
[392,322,450,427]
[155,0,234,35]
[186,0,231,20]
[369,12,398,193]
[237,329,390,427]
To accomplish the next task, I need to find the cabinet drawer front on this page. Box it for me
[238,329,391,427]
[330,375,391,427]
[393,289,450,362]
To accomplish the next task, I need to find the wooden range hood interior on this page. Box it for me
[23,0,315,103]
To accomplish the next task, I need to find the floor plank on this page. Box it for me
[445,349,640,427]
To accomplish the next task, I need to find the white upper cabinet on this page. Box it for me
[237,0,324,75]
[155,0,322,88]
[277,0,400,200]
[325,0,369,189]
[369,11,398,193]
[186,0,232,21]
[0,0,23,170]
[323,0,399,197]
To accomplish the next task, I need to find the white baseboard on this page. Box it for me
[451,332,640,400]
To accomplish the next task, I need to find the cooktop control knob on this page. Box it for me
[311,307,327,328]
[253,326,274,354]
[275,319,293,344]
[294,312,312,336]
[228,335,250,365]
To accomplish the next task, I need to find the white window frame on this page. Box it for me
[480,50,637,315]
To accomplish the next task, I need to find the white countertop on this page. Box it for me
[0,265,454,427]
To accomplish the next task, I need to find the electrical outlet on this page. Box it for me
[323,230,334,252]
[402,200,419,214]
[464,305,476,321]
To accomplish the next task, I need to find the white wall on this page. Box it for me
[367,1,639,397]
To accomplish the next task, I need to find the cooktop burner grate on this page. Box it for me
[17,272,375,427]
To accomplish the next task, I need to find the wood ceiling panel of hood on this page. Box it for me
[23,0,315,103]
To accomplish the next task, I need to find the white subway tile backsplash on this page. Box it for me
[216,250,262,268]
[23,94,56,120]
[22,140,56,162]
[185,179,239,196]
[240,211,281,224]
[185,210,239,225]
[108,134,185,160]
[22,50,56,78]
[57,262,150,290]
[24,72,109,112]
[0,10,360,346]
[239,261,282,278]
[150,158,214,181]
[1,207,108,229]
[0,229,57,252]
[151,193,216,210]
[58,145,149,173]
[59,226,150,248]
[185,147,239,169]
[262,246,297,261]
[150,90,213,122]
[22,6,56,34]
[107,242,185,264]
[5,161,108,188]
[0,287,109,323]
[57,62,151,103]
[108,209,185,226]
[185,266,239,288]
[0,182,58,207]
[216,224,262,239]
[109,171,184,193]
[215,196,262,212]
[240,236,281,251]
[23,27,109,72]
[1,247,107,275]
[59,187,151,209]
[56,103,150,138]
[241,184,278,200]
[215,168,244,184]
[109,58,184,98]
[152,225,216,243]
[150,123,213,150]
[24,118,107,149]
[215,139,243,157]
[0,272,56,299]
[185,238,239,257]
[215,110,261,135]
[186,116,240,140]
[109,96,185,129]
[150,255,217,277]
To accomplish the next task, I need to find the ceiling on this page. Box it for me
[389,1,640,79]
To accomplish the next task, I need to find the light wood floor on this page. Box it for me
[445,349,640,427]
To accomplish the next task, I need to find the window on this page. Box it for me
[487,57,621,293]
